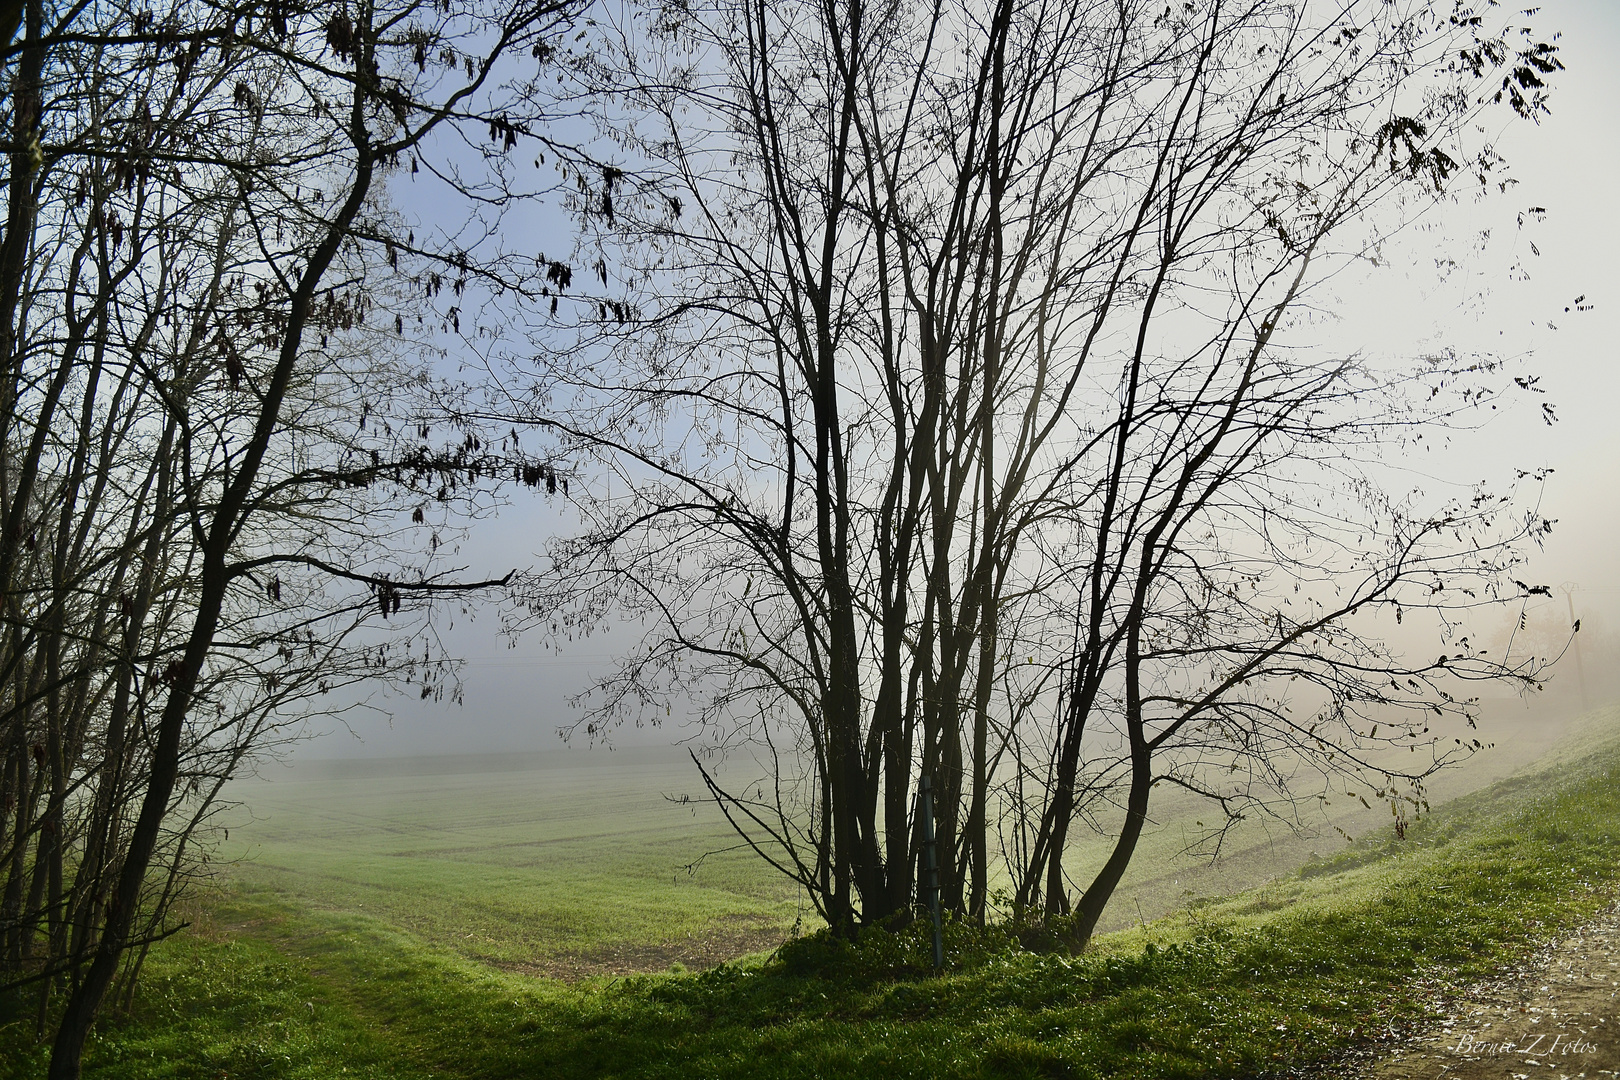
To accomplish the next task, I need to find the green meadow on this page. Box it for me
[3,703,1617,1079]
[214,695,1590,974]
[216,746,807,976]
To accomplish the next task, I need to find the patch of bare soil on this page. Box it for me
[491,914,790,982]
[1330,899,1620,1080]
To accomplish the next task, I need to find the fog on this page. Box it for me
[277,0,1619,771]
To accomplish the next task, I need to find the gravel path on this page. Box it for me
[1351,900,1620,1080]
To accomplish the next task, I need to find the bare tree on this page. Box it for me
[0,0,598,1071]
[523,0,1562,940]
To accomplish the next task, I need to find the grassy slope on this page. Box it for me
[210,701,1590,973]
[4,704,1618,1080]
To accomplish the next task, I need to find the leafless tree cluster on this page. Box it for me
[0,0,1570,1061]
[527,0,1562,941]
[0,0,595,1071]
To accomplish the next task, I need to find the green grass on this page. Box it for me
[216,746,807,972]
[215,698,1591,974]
[5,705,1619,1080]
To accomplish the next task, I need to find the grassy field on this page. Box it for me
[3,704,1614,1079]
[217,746,807,976]
[215,695,1592,978]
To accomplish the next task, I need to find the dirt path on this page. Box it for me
[490,915,788,981]
[1345,900,1620,1080]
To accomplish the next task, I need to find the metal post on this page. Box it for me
[919,773,944,974]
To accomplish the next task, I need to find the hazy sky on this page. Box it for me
[290,0,1620,761]
[1376,0,1620,593]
